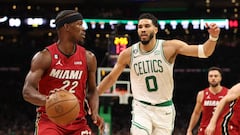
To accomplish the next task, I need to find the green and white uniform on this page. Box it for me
[130,39,175,135]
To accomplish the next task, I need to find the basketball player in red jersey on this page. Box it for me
[22,10,104,135]
[186,67,228,135]
[205,83,240,135]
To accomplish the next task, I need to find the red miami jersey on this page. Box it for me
[198,87,228,134]
[214,98,240,135]
[38,43,88,118]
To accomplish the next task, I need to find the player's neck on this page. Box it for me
[140,39,156,52]
[209,85,222,94]
[56,41,76,57]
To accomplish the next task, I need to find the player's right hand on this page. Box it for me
[204,123,216,135]
[205,23,220,38]
[91,114,104,135]
[186,131,193,135]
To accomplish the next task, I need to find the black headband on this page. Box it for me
[55,13,83,29]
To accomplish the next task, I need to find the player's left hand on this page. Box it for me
[91,114,105,135]
[46,88,62,99]
[205,23,220,38]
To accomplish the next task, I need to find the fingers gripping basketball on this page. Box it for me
[46,89,80,126]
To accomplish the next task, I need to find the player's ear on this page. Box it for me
[154,26,158,34]
[63,24,70,31]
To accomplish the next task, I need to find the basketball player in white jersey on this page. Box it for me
[97,13,220,135]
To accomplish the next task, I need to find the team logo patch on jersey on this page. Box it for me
[74,61,82,65]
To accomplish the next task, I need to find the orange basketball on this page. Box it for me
[46,89,80,126]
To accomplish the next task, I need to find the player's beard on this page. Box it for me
[77,36,85,45]
[210,83,219,87]
[78,40,85,45]
[140,32,154,45]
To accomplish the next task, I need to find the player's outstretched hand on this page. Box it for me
[205,23,220,38]
[91,114,104,135]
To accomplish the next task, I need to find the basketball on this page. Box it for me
[46,89,80,126]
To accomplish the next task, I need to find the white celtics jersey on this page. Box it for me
[130,39,174,104]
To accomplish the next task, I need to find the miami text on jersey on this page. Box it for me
[204,100,219,106]
[49,69,83,79]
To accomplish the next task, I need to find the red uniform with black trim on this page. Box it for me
[198,87,228,135]
[35,43,92,135]
[214,98,240,135]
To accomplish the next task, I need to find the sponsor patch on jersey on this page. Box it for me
[74,61,82,65]
[154,50,161,55]
[218,96,224,99]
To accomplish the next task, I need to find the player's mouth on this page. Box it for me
[141,36,148,40]
[81,32,86,38]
